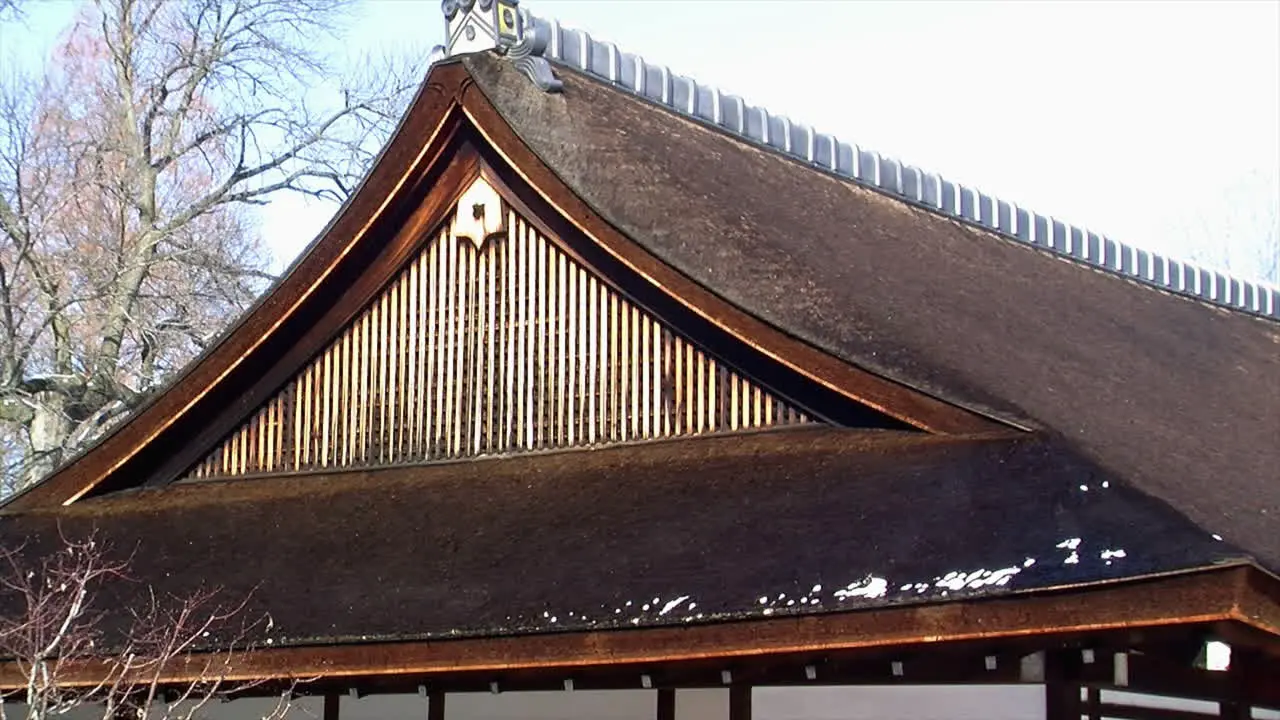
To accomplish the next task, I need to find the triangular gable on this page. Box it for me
[3,59,1000,510]
[186,175,815,480]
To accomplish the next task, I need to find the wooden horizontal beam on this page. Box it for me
[0,566,1269,693]
[1093,703,1217,720]
[1078,648,1280,709]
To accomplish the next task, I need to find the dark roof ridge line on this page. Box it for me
[519,10,1279,321]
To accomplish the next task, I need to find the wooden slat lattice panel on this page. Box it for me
[187,212,812,480]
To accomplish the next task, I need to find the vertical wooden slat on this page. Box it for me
[503,222,516,450]
[587,275,599,444]
[419,252,431,458]
[565,256,577,446]
[293,367,304,469]
[577,267,589,444]
[527,220,539,449]
[406,255,420,459]
[712,358,723,433]
[443,227,458,457]
[640,313,651,439]
[359,313,372,464]
[730,372,740,431]
[341,328,354,465]
[696,350,708,433]
[633,306,645,439]
[453,248,469,456]
[303,364,315,467]
[485,242,497,453]
[609,290,620,442]
[393,274,405,461]
[554,249,566,446]
[619,298,631,440]
[430,233,445,457]
[651,318,661,438]
[472,250,487,455]
[377,293,389,463]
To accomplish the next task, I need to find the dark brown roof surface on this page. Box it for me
[463,54,1280,571]
[0,428,1238,647]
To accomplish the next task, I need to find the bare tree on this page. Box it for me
[1173,167,1280,286]
[0,0,424,493]
[0,530,298,720]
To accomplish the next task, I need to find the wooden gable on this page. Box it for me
[3,60,999,510]
[186,175,815,480]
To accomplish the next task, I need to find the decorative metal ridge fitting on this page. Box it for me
[442,0,563,93]
[502,10,1279,320]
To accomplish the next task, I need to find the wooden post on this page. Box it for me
[1221,647,1251,720]
[1045,652,1082,720]
[729,685,752,720]
[1220,700,1250,720]
[428,690,446,720]
[322,694,339,720]
[656,688,675,720]
[1082,686,1102,720]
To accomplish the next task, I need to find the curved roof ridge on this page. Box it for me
[523,11,1279,321]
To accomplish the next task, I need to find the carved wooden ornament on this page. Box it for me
[451,176,506,248]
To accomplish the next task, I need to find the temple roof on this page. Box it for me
[1,4,1277,659]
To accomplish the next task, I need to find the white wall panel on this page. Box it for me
[675,688,728,720]
[753,685,1045,720]
[339,693,425,720]
[201,696,323,720]
[446,690,654,719]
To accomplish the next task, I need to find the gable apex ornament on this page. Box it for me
[441,0,564,93]
[450,176,506,248]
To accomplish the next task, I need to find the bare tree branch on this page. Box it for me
[0,0,426,492]
[0,531,302,720]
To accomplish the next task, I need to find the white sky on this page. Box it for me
[5,0,1278,282]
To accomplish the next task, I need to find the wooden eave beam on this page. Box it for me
[2,565,1273,693]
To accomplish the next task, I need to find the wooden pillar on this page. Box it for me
[729,685,752,720]
[1082,686,1102,720]
[1220,700,1250,720]
[1221,647,1252,720]
[1045,652,1082,720]
[656,688,675,720]
[322,694,339,720]
[428,690,446,720]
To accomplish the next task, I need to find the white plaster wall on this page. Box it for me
[1101,689,1218,716]
[754,686,1044,720]
[674,689,727,720]
[337,694,424,720]
[197,696,323,720]
[448,690,654,719]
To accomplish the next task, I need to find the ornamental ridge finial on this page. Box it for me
[441,0,563,93]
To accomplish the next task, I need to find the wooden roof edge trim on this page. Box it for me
[523,16,1280,323]
[455,69,1012,437]
[1228,563,1280,639]
[2,65,476,511]
[0,565,1254,690]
